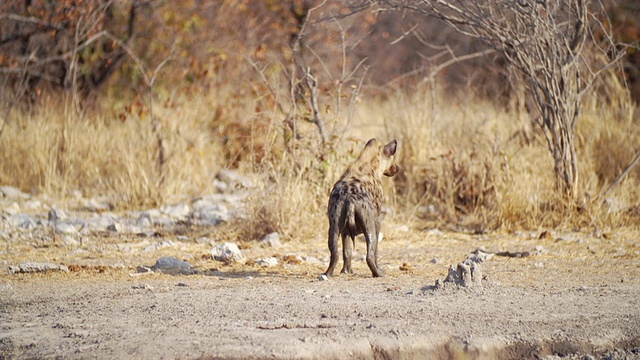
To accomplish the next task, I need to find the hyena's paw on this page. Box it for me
[340,268,354,275]
[372,269,385,278]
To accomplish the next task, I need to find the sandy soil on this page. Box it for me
[1,223,640,359]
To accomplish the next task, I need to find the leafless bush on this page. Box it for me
[377,0,626,197]
[0,1,141,100]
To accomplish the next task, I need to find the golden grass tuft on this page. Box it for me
[1,79,639,235]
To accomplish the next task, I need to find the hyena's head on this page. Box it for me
[358,138,399,178]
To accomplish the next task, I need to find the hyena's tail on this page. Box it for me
[346,200,357,250]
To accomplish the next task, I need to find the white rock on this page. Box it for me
[160,202,191,219]
[142,240,176,253]
[211,242,245,263]
[106,223,121,232]
[151,256,193,275]
[216,169,253,188]
[0,186,30,199]
[260,232,282,248]
[23,200,42,211]
[84,197,112,212]
[48,207,68,222]
[304,256,323,265]
[196,236,215,245]
[55,222,79,234]
[137,213,152,227]
[256,257,278,267]
[6,214,36,229]
[213,179,228,193]
[4,202,20,215]
[191,200,229,226]
[131,283,154,290]
[9,262,69,274]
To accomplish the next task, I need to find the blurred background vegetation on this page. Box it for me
[1,0,640,238]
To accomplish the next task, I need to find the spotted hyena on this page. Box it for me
[323,138,399,278]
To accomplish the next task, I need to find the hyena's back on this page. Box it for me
[329,178,381,240]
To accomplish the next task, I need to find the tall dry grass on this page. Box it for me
[1,76,639,239]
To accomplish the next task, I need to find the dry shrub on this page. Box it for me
[377,86,513,231]
[238,134,367,242]
[2,66,639,234]
[241,174,326,242]
[372,81,640,231]
[0,92,228,208]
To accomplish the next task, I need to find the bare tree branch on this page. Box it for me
[377,0,625,197]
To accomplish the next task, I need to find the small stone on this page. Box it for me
[151,256,194,275]
[211,242,245,264]
[443,259,483,288]
[84,197,112,212]
[468,249,493,263]
[260,232,282,248]
[318,274,329,281]
[191,201,229,226]
[0,186,31,199]
[23,200,41,211]
[136,266,153,274]
[213,179,228,193]
[160,202,191,219]
[48,207,67,222]
[6,214,36,229]
[143,241,176,253]
[4,202,20,215]
[427,228,444,236]
[304,256,323,265]
[9,262,69,274]
[256,257,278,267]
[106,223,121,232]
[55,222,79,234]
[131,284,153,290]
[137,213,152,227]
[283,254,303,264]
[216,169,253,188]
[196,236,215,245]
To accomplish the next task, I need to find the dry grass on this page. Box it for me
[1,79,639,238]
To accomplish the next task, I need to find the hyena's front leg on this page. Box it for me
[341,234,353,274]
[324,224,340,277]
[374,220,382,268]
[364,231,384,278]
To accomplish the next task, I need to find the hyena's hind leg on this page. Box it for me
[374,220,382,268]
[340,233,354,274]
[324,223,340,277]
[364,231,384,277]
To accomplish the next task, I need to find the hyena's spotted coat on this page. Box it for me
[324,138,399,278]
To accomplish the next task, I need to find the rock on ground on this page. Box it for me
[150,257,194,275]
[211,242,245,264]
[8,262,69,274]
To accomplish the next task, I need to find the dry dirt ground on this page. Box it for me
[1,221,640,359]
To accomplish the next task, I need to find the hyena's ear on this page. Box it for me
[383,139,397,157]
[365,138,377,147]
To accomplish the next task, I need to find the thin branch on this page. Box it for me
[304,69,329,146]
[602,150,640,198]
